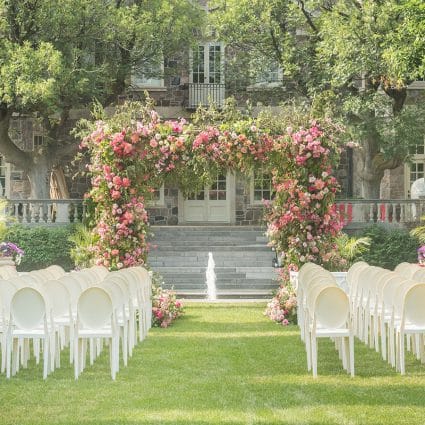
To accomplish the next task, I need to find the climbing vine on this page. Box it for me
[79,101,345,295]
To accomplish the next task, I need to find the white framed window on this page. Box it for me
[248,62,283,90]
[405,139,425,197]
[250,169,274,204]
[189,42,225,85]
[131,56,165,89]
[147,184,165,206]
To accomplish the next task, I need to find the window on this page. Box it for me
[190,43,224,84]
[33,134,44,149]
[251,170,274,204]
[189,43,225,108]
[248,62,283,90]
[131,56,164,89]
[147,184,165,206]
[208,173,226,200]
[0,156,6,197]
[405,139,425,197]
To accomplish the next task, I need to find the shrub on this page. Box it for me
[4,225,75,272]
[357,224,419,270]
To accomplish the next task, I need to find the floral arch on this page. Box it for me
[80,102,345,291]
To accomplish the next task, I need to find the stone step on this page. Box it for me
[150,245,270,252]
[148,225,275,299]
[173,289,273,299]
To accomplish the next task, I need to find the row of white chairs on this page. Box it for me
[349,261,425,375]
[0,264,152,380]
[297,263,354,378]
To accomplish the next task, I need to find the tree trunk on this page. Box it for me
[359,170,383,199]
[26,157,51,199]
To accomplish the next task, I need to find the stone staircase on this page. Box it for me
[147,226,278,299]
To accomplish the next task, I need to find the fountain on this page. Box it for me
[206,252,217,301]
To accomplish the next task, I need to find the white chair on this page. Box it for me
[41,279,72,369]
[74,287,119,380]
[125,267,152,340]
[104,272,137,356]
[379,275,412,366]
[0,265,18,280]
[45,265,66,279]
[56,275,85,364]
[394,283,425,374]
[100,279,129,369]
[90,265,109,281]
[0,280,17,373]
[308,285,354,378]
[7,287,54,379]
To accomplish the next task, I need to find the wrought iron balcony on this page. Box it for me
[188,83,225,109]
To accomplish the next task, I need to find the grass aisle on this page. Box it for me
[1,303,425,424]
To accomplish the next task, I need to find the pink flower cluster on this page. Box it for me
[265,122,344,269]
[264,283,297,326]
[191,123,274,171]
[152,286,184,328]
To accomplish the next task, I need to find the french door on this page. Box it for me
[183,172,233,223]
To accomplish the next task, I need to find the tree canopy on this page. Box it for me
[211,0,425,198]
[0,0,205,198]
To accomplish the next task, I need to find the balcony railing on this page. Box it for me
[188,83,225,109]
[4,199,85,224]
[337,199,425,226]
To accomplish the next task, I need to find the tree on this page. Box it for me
[211,0,425,198]
[0,0,204,198]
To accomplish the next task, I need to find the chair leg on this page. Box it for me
[381,319,387,361]
[389,326,395,367]
[12,338,19,376]
[399,331,406,375]
[1,333,6,374]
[305,328,312,371]
[373,315,379,353]
[89,338,95,366]
[122,325,128,367]
[34,338,40,365]
[419,334,425,364]
[340,337,347,371]
[311,334,318,378]
[415,334,420,360]
[349,333,355,377]
[43,338,49,380]
[6,334,11,379]
[74,338,79,380]
[111,336,118,380]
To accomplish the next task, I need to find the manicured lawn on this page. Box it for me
[1,303,425,424]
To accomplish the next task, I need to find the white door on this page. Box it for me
[189,43,225,108]
[183,172,233,223]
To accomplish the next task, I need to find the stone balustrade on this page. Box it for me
[4,199,85,224]
[337,199,425,227]
[2,198,425,227]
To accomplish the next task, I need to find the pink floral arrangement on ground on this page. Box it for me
[152,285,184,328]
[264,283,297,326]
